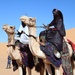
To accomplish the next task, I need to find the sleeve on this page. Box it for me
[18,25,23,33]
[56,19,66,37]
[20,34,29,44]
[47,20,56,27]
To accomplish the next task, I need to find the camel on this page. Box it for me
[2,24,46,75]
[20,15,75,75]
[2,24,25,75]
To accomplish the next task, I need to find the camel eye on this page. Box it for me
[29,18,32,20]
[10,26,13,29]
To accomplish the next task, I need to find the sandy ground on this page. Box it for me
[0,43,18,75]
[0,28,75,75]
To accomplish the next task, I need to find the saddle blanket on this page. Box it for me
[40,42,61,68]
[61,41,72,75]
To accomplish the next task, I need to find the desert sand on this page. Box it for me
[0,28,75,75]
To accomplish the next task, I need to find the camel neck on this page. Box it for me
[8,33,15,45]
[28,26,36,37]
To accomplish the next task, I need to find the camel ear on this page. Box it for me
[13,26,15,29]
[32,18,36,21]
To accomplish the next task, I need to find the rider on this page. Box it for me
[14,22,34,71]
[40,8,66,67]
[12,22,29,71]
[47,8,66,52]
[15,22,29,50]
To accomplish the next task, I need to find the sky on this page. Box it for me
[0,0,75,42]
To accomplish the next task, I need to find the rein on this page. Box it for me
[24,24,47,40]
[28,25,44,28]
[25,33,37,40]
[28,24,48,29]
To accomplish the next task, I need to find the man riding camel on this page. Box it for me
[39,8,66,68]
[12,22,34,71]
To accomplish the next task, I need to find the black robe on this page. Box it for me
[40,19,66,52]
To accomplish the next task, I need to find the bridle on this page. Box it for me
[28,23,48,29]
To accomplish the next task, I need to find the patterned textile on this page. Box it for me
[61,41,72,75]
[20,43,34,69]
[40,42,61,68]
[20,51,28,66]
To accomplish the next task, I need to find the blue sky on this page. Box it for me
[0,0,75,42]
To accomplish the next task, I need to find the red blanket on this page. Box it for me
[67,39,75,51]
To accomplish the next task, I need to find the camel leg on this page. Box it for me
[72,61,75,75]
[18,66,23,75]
[27,67,31,75]
[45,64,52,75]
[40,65,44,75]
[55,66,61,75]
[46,65,55,75]
[22,65,26,75]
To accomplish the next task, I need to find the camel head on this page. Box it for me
[2,24,15,34]
[20,16,36,27]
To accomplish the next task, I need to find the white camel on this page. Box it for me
[2,24,45,75]
[20,15,75,75]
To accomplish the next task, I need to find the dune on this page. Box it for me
[0,28,75,75]
[0,43,18,75]
[66,28,75,43]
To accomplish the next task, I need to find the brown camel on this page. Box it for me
[20,15,75,75]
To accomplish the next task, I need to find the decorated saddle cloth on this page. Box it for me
[39,30,61,67]
[39,29,62,67]
[15,40,34,69]
[40,42,61,68]
[20,44,34,69]
[61,40,72,75]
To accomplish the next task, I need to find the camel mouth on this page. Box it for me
[2,25,7,31]
[2,27,6,31]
